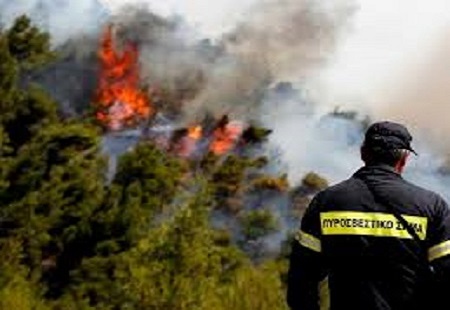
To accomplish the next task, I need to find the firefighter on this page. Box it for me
[287,121,450,310]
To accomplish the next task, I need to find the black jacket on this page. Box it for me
[287,165,450,310]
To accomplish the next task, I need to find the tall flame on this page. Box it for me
[95,25,152,130]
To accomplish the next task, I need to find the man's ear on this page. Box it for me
[395,151,409,173]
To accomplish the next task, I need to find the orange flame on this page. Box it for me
[210,121,244,155]
[188,125,203,140]
[95,25,152,130]
[176,125,203,157]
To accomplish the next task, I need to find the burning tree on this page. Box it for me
[94,25,153,130]
[209,115,244,155]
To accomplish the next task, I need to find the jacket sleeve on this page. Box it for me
[428,196,450,294]
[287,195,326,310]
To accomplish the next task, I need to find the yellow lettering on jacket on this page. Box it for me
[320,211,427,240]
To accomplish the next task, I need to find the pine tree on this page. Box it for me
[0,123,106,296]
[6,15,55,69]
[0,34,19,125]
[0,15,57,152]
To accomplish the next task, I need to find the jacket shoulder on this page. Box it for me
[400,179,448,209]
[312,177,362,207]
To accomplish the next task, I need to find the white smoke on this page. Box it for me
[310,0,450,149]
[101,0,260,37]
[0,0,107,45]
[182,0,355,121]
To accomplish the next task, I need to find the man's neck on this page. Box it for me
[364,163,400,174]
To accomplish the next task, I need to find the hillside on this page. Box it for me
[0,15,338,310]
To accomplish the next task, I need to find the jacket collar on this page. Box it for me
[353,164,402,179]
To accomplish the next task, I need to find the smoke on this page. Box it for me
[375,35,450,152]
[109,7,209,119]
[94,0,355,124]
[263,81,450,201]
[0,0,107,45]
[281,0,450,199]
[227,0,354,79]
[260,83,362,184]
[184,0,355,121]
[310,0,450,153]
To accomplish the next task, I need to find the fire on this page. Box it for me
[188,125,203,140]
[167,117,244,157]
[95,25,152,130]
[210,119,244,155]
[168,125,203,157]
[151,115,248,157]
[178,125,203,157]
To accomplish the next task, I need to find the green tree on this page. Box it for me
[4,86,58,151]
[114,192,244,308]
[209,155,265,213]
[240,209,279,241]
[301,172,329,192]
[60,143,188,307]
[0,239,49,310]
[217,262,288,310]
[0,34,19,125]
[0,123,106,296]
[6,15,54,69]
[0,126,12,192]
[112,142,186,243]
[0,15,57,152]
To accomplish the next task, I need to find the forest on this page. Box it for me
[0,15,333,309]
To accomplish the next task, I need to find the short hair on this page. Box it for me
[362,145,408,167]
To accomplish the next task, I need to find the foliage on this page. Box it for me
[4,86,58,151]
[241,125,273,144]
[0,15,57,155]
[240,210,279,240]
[217,262,288,310]
[250,174,289,192]
[301,171,329,192]
[209,155,273,213]
[0,123,106,297]
[0,239,49,310]
[6,15,55,69]
[114,142,186,214]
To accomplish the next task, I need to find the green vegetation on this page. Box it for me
[240,210,279,241]
[301,172,329,192]
[0,16,329,309]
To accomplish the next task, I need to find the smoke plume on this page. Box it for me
[309,0,450,154]
[375,35,450,153]
[184,0,355,121]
